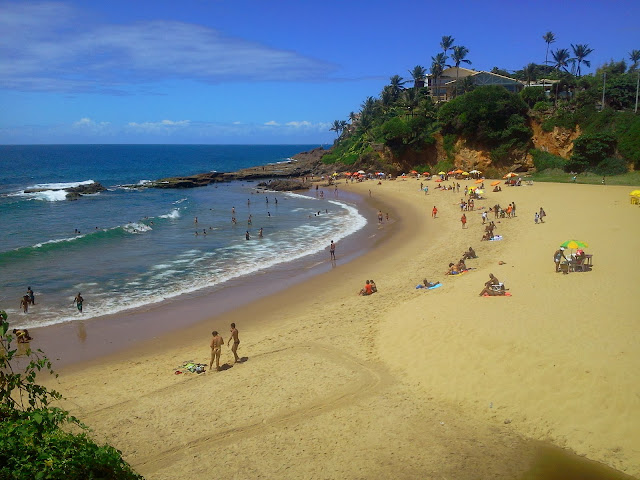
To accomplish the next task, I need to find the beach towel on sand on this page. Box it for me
[489,235,503,241]
[416,283,442,290]
[482,292,511,297]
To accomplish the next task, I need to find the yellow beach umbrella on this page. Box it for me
[438,171,446,175]
[462,171,469,176]
[630,190,640,196]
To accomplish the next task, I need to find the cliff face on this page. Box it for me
[530,121,581,158]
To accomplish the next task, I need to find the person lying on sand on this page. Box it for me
[423,279,440,288]
[358,280,373,296]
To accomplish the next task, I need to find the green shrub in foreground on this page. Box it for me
[531,149,567,171]
[0,316,143,480]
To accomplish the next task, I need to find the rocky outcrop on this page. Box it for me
[24,182,107,201]
[530,121,581,158]
[256,179,309,191]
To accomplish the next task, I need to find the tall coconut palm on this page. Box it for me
[448,45,472,97]
[430,52,447,101]
[542,31,555,93]
[552,48,571,73]
[440,35,455,58]
[628,49,640,72]
[542,32,555,71]
[570,44,594,77]
[409,65,427,89]
[388,75,406,100]
[523,62,537,86]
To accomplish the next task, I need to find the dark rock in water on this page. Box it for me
[256,179,309,191]
[66,182,107,195]
[23,181,106,201]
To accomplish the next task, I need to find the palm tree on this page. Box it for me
[440,35,455,59]
[552,48,571,73]
[542,31,555,93]
[409,65,427,89]
[330,120,344,138]
[542,32,555,72]
[629,49,640,72]
[448,45,471,97]
[388,75,406,100]
[570,44,594,77]
[430,53,447,101]
[523,62,537,86]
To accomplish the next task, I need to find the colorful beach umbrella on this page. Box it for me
[462,171,469,176]
[630,190,640,196]
[410,170,418,174]
[454,169,464,174]
[503,172,517,178]
[475,179,483,184]
[469,169,481,174]
[560,240,589,249]
[491,181,501,186]
[438,171,446,175]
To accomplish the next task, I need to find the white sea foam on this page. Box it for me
[15,197,367,330]
[29,180,96,190]
[123,222,152,234]
[159,208,181,219]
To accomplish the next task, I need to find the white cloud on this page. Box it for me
[0,2,337,93]
[126,120,191,133]
[264,121,280,126]
[286,121,312,127]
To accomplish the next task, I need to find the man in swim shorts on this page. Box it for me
[74,292,83,312]
[210,331,224,371]
[228,323,240,363]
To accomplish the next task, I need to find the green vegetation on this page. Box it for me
[324,32,638,178]
[0,314,142,480]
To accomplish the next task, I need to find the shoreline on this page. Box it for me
[25,184,390,370]
[42,178,640,479]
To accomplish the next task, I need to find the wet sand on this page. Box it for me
[39,177,640,479]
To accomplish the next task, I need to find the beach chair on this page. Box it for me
[570,255,592,272]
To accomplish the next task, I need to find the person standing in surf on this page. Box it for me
[330,240,336,260]
[73,292,84,313]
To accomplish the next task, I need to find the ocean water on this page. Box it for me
[0,145,366,329]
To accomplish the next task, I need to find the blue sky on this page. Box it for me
[1,0,638,144]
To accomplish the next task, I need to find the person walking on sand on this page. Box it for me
[461,213,467,228]
[554,247,567,273]
[209,331,224,371]
[539,207,546,223]
[228,323,240,363]
[432,206,438,218]
[73,292,84,313]
[330,240,336,260]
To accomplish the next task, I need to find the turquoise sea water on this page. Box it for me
[0,145,366,329]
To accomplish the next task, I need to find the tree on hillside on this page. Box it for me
[542,31,555,94]
[523,63,538,85]
[409,65,427,88]
[570,43,594,76]
[448,45,472,97]
[330,120,346,138]
[542,31,556,73]
[388,75,406,100]
[629,49,640,72]
[552,48,571,73]
[440,35,455,58]
[430,52,447,101]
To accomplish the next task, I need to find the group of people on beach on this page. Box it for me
[358,279,377,296]
[18,287,83,315]
[209,323,241,372]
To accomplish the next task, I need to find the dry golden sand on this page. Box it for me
[45,178,640,479]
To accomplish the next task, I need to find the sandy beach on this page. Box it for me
[41,177,640,479]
